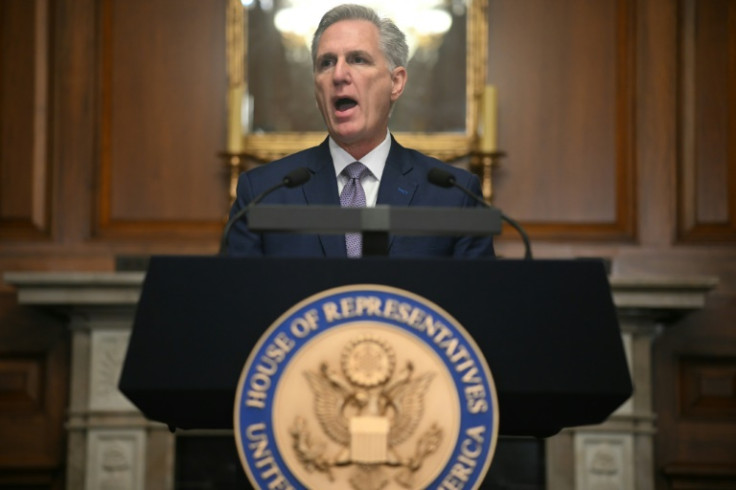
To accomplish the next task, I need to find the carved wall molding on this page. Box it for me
[85,429,145,490]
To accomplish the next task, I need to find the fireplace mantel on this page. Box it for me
[4,270,717,490]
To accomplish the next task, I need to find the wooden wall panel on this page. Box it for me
[49,0,100,247]
[654,295,736,490]
[488,0,636,241]
[0,0,51,241]
[678,0,736,243]
[97,0,228,239]
[0,293,68,489]
[679,357,736,420]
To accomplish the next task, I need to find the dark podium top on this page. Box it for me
[119,256,632,437]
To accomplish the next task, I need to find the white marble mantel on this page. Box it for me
[3,270,718,490]
[4,271,159,490]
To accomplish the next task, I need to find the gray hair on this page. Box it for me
[311,4,409,72]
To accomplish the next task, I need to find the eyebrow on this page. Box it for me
[316,49,374,64]
[347,49,372,60]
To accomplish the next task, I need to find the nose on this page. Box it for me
[332,58,351,85]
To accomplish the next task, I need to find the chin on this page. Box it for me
[331,128,364,145]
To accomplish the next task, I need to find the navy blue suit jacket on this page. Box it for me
[227,136,495,258]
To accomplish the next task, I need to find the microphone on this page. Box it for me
[428,167,533,259]
[219,167,312,255]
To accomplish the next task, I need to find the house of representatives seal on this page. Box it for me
[234,285,499,489]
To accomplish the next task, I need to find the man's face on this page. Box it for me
[314,19,407,158]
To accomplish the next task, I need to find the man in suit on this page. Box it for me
[227,4,494,259]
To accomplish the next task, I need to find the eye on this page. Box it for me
[351,54,371,65]
[317,57,336,71]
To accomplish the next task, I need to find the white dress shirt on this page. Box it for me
[329,130,391,207]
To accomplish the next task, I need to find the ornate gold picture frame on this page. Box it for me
[226,0,488,163]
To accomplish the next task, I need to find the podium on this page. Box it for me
[119,255,632,437]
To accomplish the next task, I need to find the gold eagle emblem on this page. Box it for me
[291,335,442,489]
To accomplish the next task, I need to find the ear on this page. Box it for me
[390,67,407,102]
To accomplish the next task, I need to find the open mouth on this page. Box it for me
[335,97,358,112]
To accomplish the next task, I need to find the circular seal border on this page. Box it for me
[234,284,499,489]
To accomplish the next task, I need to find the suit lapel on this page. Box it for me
[377,137,418,252]
[302,139,345,257]
[376,137,418,206]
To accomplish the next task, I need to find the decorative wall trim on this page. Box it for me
[575,433,634,490]
[89,330,135,411]
[85,429,146,490]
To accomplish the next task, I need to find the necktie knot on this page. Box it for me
[343,161,369,181]
[339,162,370,210]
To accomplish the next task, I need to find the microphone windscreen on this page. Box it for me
[428,167,456,188]
[283,167,312,188]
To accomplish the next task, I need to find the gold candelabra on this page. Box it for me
[219,151,269,206]
[469,150,505,203]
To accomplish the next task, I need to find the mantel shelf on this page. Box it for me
[5,269,719,316]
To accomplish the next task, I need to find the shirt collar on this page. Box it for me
[329,130,391,181]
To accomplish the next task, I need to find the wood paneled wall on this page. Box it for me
[1,0,228,264]
[0,294,67,489]
[653,1,736,488]
[0,0,51,243]
[0,0,734,488]
[97,0,228,239]
[489,0,636,241]
[678,0,736,243]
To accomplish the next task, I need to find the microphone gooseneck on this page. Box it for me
[427,167,533,260]
[219,167,312,256]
